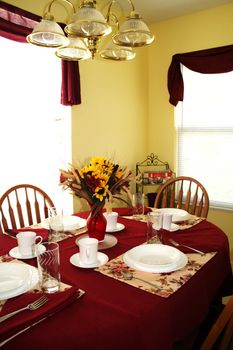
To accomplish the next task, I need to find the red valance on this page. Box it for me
[167,44,233,106]
[0,0,81,106]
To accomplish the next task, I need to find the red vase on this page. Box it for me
[86,210,107,241]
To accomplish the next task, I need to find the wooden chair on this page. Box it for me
[154,176,209,218]
[200,295,233,350]
[0,184,55,233]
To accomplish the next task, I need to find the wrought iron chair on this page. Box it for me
[154,176,209,218]
[0,184,55,234]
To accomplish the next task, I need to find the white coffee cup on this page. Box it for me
[103,211,118,231]
[78,237,98,265]
[16,231,43,257]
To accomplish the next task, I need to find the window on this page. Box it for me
[0,36,72,213]
[176,65,233,210]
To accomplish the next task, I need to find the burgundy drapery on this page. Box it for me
[0,0,81,106]
[167,44,233,106]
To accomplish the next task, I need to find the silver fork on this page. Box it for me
[0,295,48,323]
[169,238,205,256]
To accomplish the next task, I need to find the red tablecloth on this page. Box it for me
[0,210,232,350]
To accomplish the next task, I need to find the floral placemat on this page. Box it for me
[177,215,205,230]
[123,214,204,230]
[96,251,216,298]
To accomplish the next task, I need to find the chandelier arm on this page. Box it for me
[110,13,119,29]
[106,0,116,22]
[106,0,135,22]
[126,0,135,12]
[47,0,76,16]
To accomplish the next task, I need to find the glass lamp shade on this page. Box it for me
[55,37,92,61]
[27,19,69,47]
[113,12,154,47]
[65,3,112,38]
[100,41,136,61]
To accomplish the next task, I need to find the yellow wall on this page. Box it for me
[148,3,233,257]
[72,51,148,211]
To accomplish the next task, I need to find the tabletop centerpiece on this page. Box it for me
[60,156,134,241]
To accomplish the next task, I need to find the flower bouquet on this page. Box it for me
[60,156,134,240]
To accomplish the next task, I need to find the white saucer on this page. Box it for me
[9,244,46,259]
[106,223,125,233]
[75,234,118,251]
[70,252,109,268]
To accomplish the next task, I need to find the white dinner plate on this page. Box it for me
[153,208,191,223]
[0,263,29,293]
[123,244,188,273]
[0,263,39,300]
[70,252,109,268]
[106,223,125,233]
[42,215,87,231]
[9,244,46,260]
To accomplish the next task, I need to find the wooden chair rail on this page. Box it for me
[0,184,55,234]
[200,295,233,350]
[154,176,209,218]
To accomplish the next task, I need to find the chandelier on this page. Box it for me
[27,0,154,61]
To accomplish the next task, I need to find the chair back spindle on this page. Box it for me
[154,176,209,218]
[0,184,55,234]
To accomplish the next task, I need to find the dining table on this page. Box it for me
[0,207,232,350]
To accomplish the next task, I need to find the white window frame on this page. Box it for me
[175,65,233,210]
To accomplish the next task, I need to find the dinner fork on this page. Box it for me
[0,295,48,323]
[168,238,205,256]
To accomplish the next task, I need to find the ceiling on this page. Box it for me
[4,0,233,24]
[120,0,233,24]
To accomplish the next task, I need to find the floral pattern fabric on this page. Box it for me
[96,251,216,298]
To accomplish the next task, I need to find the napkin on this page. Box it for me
[0,287,82,345]
[6,228,49,242]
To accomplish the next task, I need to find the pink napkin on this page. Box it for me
[6,228,49,242]
[0,287,81,344]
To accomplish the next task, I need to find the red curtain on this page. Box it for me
[0,0,81,106]
[167,44,233,106]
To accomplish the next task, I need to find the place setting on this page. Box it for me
[96,240,216,298]
[0,230,85,346]
[151,207,204,230]
[70,237,109,269]
[75,209,126,252]
[95,210,216,297]
[104,211,125,233]
[40,209,87,241]
[8,231,45,260]
[70,210,129,269]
